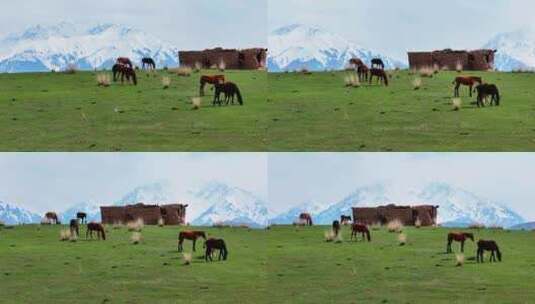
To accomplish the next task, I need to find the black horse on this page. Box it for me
[204,238,228,262]
[213,82,243,106]
[477,240,502,263]
[69,219,80,237]
[142,57,156,70]
[332,220,341,237]
[371,58,385,69]
[474,84,500,107]
[112,64,137,85]
[340,215,352,225]
[76,212,87,224]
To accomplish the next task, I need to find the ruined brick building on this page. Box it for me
[100,203,188,225]
[408,49,496,71]
[352,204,439,226]
[178,47,267,69]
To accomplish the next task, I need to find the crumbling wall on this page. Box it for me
[100,203,188,225]
[408,49,495,70]
[352,205,439,226]
[178,47,267,69]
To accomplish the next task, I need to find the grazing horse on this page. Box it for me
[178,231,206,252]
[45,212,59,224]
[357,64,369,82]
[76,212,87,224]
[340,215,352,225]
[349,58,364,68]
[204,238,228,262]
[116,57,133,68]
[213,82,244,106]
[351,223,371,242]
[446,232,474,253]
[369,68,389,86]
[332,220,341,237]
[299,213,313,226]
[477,240,502,263]
[371,58,385,69]
[70,219,80,237]
[141,57,156,70]
[452,76,482,97]
[86,222,106,240]
[474,83,500,107]
[113,64,137,85]
[200,75,225,96]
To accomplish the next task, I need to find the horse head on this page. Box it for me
[466,233,475,241]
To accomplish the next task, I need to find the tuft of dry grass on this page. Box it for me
[69,233,78,242]
[174,66,192,77]
[41,218,52,225]
[324,230,336,242]
[191,97,202,110]
[96,73,111,87]
[161,76,171,89]
[456,253,465,266]
[452,98,462,111]
[158,218,165,227]
[398,233,407,246]
[419,67,434,78]
[334,232,343,243]
[456,61,463,73]
[131,232,143,245]
[387,219,404,233]
[412,77,422,90]
[182,253,192,265]
[60,229,72,241]
[433,64,440,74]
[64,63,78,74]
[112,222,123,230]
[415,218,422,228]
[218,60,226,72]
[127,218,144,232]
[344,73,360,88]
[194,62,202,72]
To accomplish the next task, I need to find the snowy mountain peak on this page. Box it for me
[115,181,174,205]
[0,201,41,224]
[483,28,535,71]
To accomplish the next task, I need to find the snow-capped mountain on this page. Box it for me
[270,182,524,228]
[268,24,405,72]
[483,28,535,71]
[269,200,328,225]
[59,202,101,224]
[0,22,179,73]
[115,182,176,206]
[0,201,41,224]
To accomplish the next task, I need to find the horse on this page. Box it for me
[200,75,225,96]
[178,231,206,252]
[332,220,341,237]
[452,76,482,97]
[351,223,371,242]
[340,215,352,225]
[86,222,106,240]
[69,219,80,237]
[371,58,385,69]
[474,83,500,107]
[45,212,59,224]
[113,64,137,85]
[477,240,502,263]
[369,68,389,86]
[357,64,369,82]
[204,238,228,262]
[298,213,313,226]
[76,212,87,224]
[349,58,364,68]
[446,232,474,253]
[213,82,243,106]
[116,57,133,68]
[141,57,156,70]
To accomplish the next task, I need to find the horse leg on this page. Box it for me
[178,239,183,252]
[461,241,464,253]
[193,239,196,252]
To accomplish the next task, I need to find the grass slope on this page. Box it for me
[0,70,267,151]
[2,225,535,303]
[267,70,535,151]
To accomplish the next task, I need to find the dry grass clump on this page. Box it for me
[324,230,336,242]
[419,67,434,78]
[131,232,143,245]
[452,98,462,111]
[293,219,307,226]
[433,64,440,74]
[469,223,486,229]
[387,219,404,233]
[96,73,111,87]
[161,76,171,89]
[455,253,465,267]
[127,218,144,232]
[344,73,361,87]
[158,218,165,227]
[41,218,52,225]
[415,218,422,228]
[218,60,226,72]
[60,229,72,241]
[112,222,123,230]
[456,61,463,73]
[398,233,407,246]
[334,232,343,243]
[194,62,202,73]
[191,97,202,110]
[175,66,192,77]
[182,252,192,265]
[64,63,78,74]
[412,77,422,90]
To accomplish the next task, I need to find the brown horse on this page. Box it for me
[70,219,80,237]
[340,215,352,225]
[200,75,225,96]
[86,222,106,240]
[477,240,502,263]
[357,64,369,82]
[112,64,137,85]
[349,58,364,68]
[116,57,133,68]
[45,212,59,224]
[474,83,500,107]
[332,220,341,237]
[446,232,474,253]
[213,82,243,106]
[369,68,389,86]
[76,212,87,224]
[452,76,482,97]
[178,230,207,252]
[351,223,371,241]
[204,238,228,262]
[299,213,313,226]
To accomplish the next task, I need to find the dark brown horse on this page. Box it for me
[371,58,385,69]
[116,57,133,68]
[332,220,341,237]
[200,75,225,96]
[70,219,80,237]
[299,213,313,226]
[178,230,207,252]
[351,223,371,241]
[369,68,388,86]
[474,83,500,107]
[349,58,364,68]
[340,215,352,225]
[477,240,502,263]
[45,212,59,224]
[86,222,106,240]
[452,76,482,97]
[446,232,474,253]
[76,212,87,224]
[357,64,369,82]
[204,238,228,262]
[112,64,137,85]
[141,57,156,70]
[213,82,243,106]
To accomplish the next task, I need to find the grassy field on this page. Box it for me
[0,69,267,151]
[2,225,535,303]
[267,70,535,151]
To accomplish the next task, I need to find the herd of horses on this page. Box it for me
[349,58,389,86]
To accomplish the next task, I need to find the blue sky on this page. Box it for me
[0,0,266,49]
[269,0,535,60]
[0,153,267,213]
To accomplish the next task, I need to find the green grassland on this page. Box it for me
[2,225,535,303]
[0,69,267,151]
[267,70,535,151]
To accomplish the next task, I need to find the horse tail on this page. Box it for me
[222,241,228,260]
[366,229,371,241]
[496,89,500,105]
[235,85,243,105]
[495,244,502,261]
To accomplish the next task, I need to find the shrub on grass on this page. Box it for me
[412,77,422,90]
[175,67,192,77]
[387,219,403,233]
[60,229,72,241]
[456,61,463,73]
[419,67,434,78]
[41,218,52,225]
[455,253,465,267]
[162,76,171,89]
[194,62,202,73]
[96,73,111,87]
[131,232,142,245]
[158,218,165,227]
[191,97,202,110]
[127,218,144,232]
[218,60,226,72]
[415,218,422,228]
[452,98,462,111]
[398,233,407,246]
[64,63,78,74]
[112,222,123,230]
[344,74,360,88]
[324,230,336,242]
[182,253,192,265]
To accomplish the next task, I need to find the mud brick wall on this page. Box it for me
[101,206,127,224]
[125,205,162,225]
[179,48,267,69]
[408,49,494,71]
[353,205,438,226]
[353,207,380,225]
